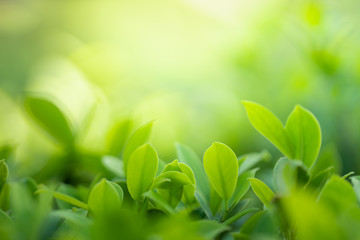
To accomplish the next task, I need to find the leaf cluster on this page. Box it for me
[0,96,359,240]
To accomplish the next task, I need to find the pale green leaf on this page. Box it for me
[283,192,345,240]
[143,190,175,215]
[179,163,196,204]
[179,163,196,184]
[127,144,158,200]
[36,185,88,210]
[54,184,82,210]
[162,159,181,172]
[176,143,211,200]
[318,175,357,214]
[153,171,193,189]
[285,105,321,167]
[107,118,133,156]
[158,160,196,205]
[53,192,88,210]
[249,178,275,208]
[158,187,183,208]
[229,169,257,208]
[209,188,222,215]
[238,150,270,175]
[122,121,154,175]
[88,179,123,215]
[109,182,124,205]
[273,157,296,194]
[203,142,238,201]
[242,101,293,157]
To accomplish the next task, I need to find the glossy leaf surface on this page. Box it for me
[286,105,321,167]
[122,121,154,175]
[249,178,275,208]
[203,142,238,201]
[127,144,158,200]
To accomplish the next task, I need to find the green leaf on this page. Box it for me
[305,166,333,195]
[285,105,321,167]
[229,169,257,208]
[236,211,266,238]
[156,159,166,176]
[88,179,123,215]
[209,187,222,215]
[318,175,357,214]
[162,159,182,172]
[109,182,124,205]
[193,220,230,239]
[237,209,278,239]
[127,144,158,200]
[194,190,213,219]
[179,163,196,183]
[36,185,88,210]
[282,192,346,240]
[51,209,91,229]
[54,184,83,210]
[342,172,355,180]
[155,160,196,205]
[122,121,154,175]
[249,178,275,208]
[311,143,341,176]
[158,187,183,209]
[179,163,196,204]
[24,95,74,146]
[273,157,311,194]
[143,190,175,215]
[0,160,9,190]
[242,101,293,157]
[107,118,133,156]
[176,143,211,200]
[203,142,238,202]
[223,207,259,225]
[52,192,88,210]
[153,171,193,189]
[273,158,296,194]
[238,150,270,175]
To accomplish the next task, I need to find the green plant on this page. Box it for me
[0,96,359,240]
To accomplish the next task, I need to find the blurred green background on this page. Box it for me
[1,0,360,176]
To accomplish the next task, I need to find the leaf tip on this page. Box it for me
[241,100,256,109]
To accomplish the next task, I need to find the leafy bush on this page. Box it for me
[0,96,359,240]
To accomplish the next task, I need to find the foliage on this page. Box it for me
[0,97,359,240]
